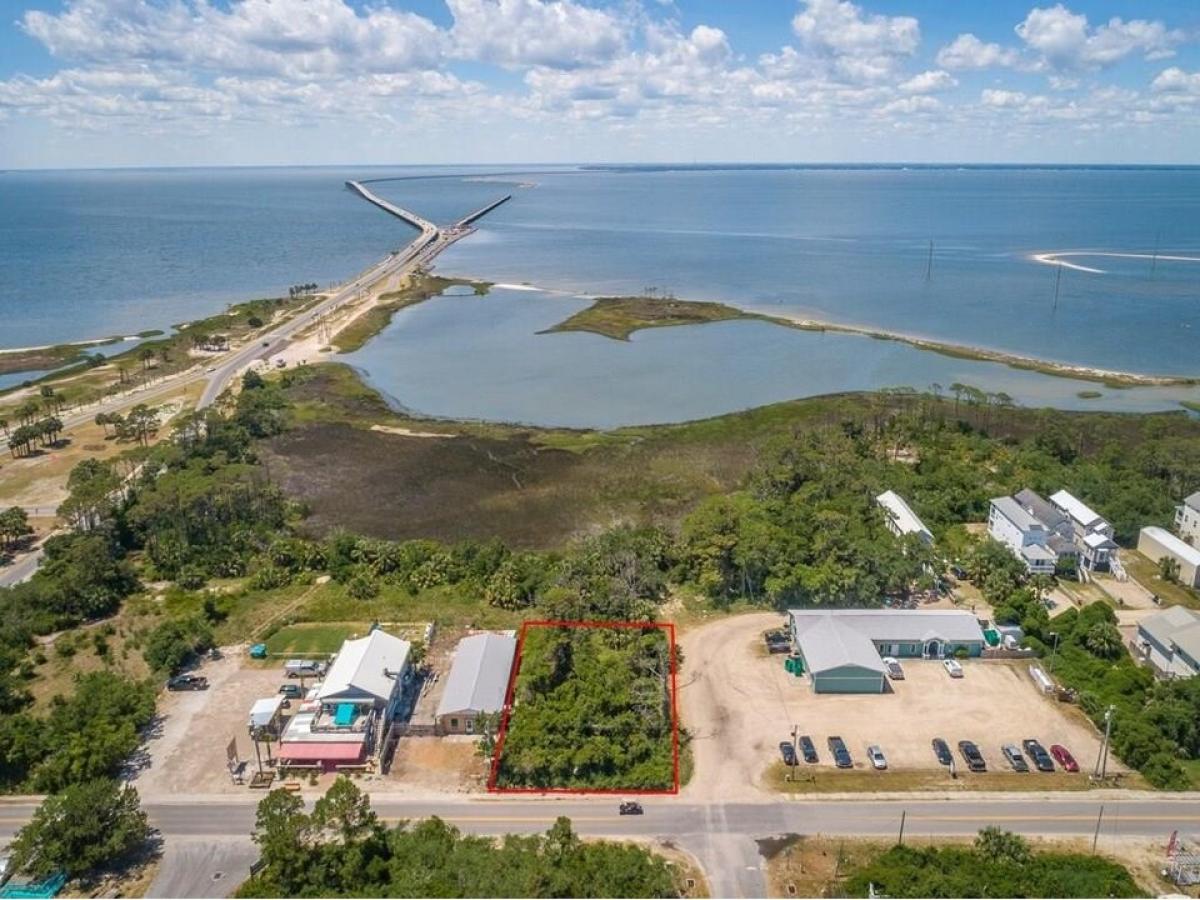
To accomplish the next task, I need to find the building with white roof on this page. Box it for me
[1049,489,1116,571]
[248,696,286,736]
[1138,526,1200,589]
[876,490,933,545]
[1176,491,1200,545]
[278,628,413,770]
[788,609,985,693]
[988,496,1056,574]
[436,633,517,734]
[1136,605,1200,679]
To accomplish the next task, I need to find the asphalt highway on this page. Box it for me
[2,794,1197,897]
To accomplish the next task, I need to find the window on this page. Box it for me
[450,718,458,728]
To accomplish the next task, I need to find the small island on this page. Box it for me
[541,295,756,341]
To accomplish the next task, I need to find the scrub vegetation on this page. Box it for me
[238,777,681,898]
[843,828,1140,898]
[494,624,676,790]
[543,295,755,341]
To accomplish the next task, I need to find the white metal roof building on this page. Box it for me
[1050,489,1113,538]
[1138,526,1200,589]
[316,629,412,708]
[1177,491,1200,544]
[435,633,517,733]
[788,610,985,693]
[876,490,934,545]
[1137,605,1200,679]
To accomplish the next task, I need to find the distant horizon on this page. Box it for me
[6,160,1200,174]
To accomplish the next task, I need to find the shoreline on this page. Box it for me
[460,278,1200,389]
[756,311,1200,388]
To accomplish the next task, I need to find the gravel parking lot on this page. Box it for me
[679,614,1115,800]
[131,653,285,796]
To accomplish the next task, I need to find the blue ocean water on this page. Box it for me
[3,165,1199,423]
[0,166,512,350]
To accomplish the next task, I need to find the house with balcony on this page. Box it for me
[1177,491,1200,545]
[276,629,413,770]
[987,495,1057,574]
[1050,489,1117,572]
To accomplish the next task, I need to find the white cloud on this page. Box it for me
[447,0,627,69]
[936,33,1020,70]
[791,0,920,82]
[1015,4,1182,71]
[898,70,956,94]
[21,0,446,78]
[1151,68,1200,95]
[878,95,941,116]
[981,89,1029,109]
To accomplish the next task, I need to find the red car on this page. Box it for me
[1050,744,1079,772]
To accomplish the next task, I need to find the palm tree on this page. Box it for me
[1083,622,1123,659]
[949,382,966,417]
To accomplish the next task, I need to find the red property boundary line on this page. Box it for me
[487,619,680,795]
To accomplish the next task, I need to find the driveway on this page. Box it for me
[678,613,1115,801]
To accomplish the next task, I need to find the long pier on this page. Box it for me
[455,194,511,229]
[345,180,438,240]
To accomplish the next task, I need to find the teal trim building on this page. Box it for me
[789,609,986,694]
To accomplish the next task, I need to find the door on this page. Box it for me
[924,639,941,659]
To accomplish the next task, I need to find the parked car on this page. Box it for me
[278,683,303,699]
[957,740,986,772]
[828,736,853,769]
[1001,744,1030,772]
[167,674,208,691]
[799,735,818,764]
[867,745,888,770]
[882,656,904,680]
[931,738,953,766]
[1022,739,1056,772]
[943,659,964,678]
[618,801,643,815]
[284,659,325,678]
[779,741,798,766]
[1050,744,1079,773]
[764,630,792,654]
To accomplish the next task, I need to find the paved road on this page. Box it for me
[0,545,42,588]
[2,795,1198,897]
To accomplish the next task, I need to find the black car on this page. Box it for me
[167,674,208,691]
[779,741,798,766]
[619,802,643,815]
[278,683,303,699]
[799,735,819,764]
[1022,739,1056,772]
[957,740,987,772]
[828,736,853,769]
[931,738,953,766]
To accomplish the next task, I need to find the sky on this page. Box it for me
[1,0,1199,168]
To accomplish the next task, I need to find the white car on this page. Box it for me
[867,745,888,770]
[882,656,904,680]
[943,658,964,678]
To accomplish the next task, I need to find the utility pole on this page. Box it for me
[1092,804,1105,853]
[1047,631,1060,674]
[925,240,934,281]
[898,810,907,846]
[1093,705,1115,779]
[1052,263,1063,313]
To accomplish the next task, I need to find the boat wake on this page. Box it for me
[1031,250,1200,275]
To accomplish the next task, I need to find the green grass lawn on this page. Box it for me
[1123,551,1200,609]
[263,622,366,656]
[1183,758,1200,789]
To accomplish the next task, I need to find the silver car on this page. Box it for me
[867,744,888,770]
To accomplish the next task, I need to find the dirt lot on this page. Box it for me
[132,642,489,797]
[678,614,1116,802]
[130,653,286,796]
